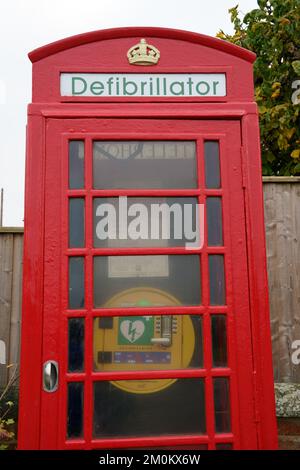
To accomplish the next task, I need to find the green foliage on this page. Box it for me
[217,0,300,175]
[0,404,15,450]
[0,366,18,450]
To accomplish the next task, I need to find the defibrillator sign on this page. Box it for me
[118,316,154,345]
[60,73,226,97]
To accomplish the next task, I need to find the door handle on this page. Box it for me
[43,360,59,392]
[151,315,172,347]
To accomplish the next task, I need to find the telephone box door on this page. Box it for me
[40,117,257,450]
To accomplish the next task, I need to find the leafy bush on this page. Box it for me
[0,365,18,450]
[217,0,300,175]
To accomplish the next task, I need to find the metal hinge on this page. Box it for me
[240,145,247,189]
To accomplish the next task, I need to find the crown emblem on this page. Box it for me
[127,39,160,66]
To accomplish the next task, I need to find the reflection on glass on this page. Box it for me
[211,315,227,367]
[67,382,84,438]
[68,318,84,372]
[204,141,221,189]
[216,443,233,450]
[69,257,85,309]
[69,198,85,248]
[93,141,197,189]
[207,197,223,246]
[213,378,231,433]
[69,141,84,189]
[93,378,205,438]
[209,255,225,305]
[93,197,199,248]
[93,255,201,308]
[93,315,203,372]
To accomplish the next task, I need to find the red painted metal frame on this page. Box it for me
[29,27,256,64]
[18,27,277,450]
[240,114,278,449]
[31,118,255,450]
[18,115,46,449]
[29,27,255,104]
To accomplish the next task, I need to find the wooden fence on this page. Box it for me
[0,179,300,388]
[0,228,23,388]
[264,178,300,383]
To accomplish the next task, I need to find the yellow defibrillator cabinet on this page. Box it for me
[94,288,197,393]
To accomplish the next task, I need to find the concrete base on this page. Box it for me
[275,383,300,417]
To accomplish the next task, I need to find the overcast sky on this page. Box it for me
[0,0,258,226]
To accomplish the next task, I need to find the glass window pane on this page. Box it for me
[211,315,227,367]
[93,378,205,438]
[67,382,84,438]
[209,255,225,305]
[93,141,197,189]
[93,315,203,372]
[213,377,231,433]
[93,255,201,308]
[205,141,221,189]
[69,257,85,309]
[216,443,233,450]
[93,197,200,248]
[69,198,85,248]
[207,197,223,246]
[68,318,84,372]
[69,141,84,189]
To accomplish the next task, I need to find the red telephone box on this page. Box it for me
[18,27,277,450]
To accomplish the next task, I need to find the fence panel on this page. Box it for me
[0,229,23,388]
[263,179,300,383]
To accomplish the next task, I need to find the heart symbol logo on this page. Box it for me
[120,320,145,343]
